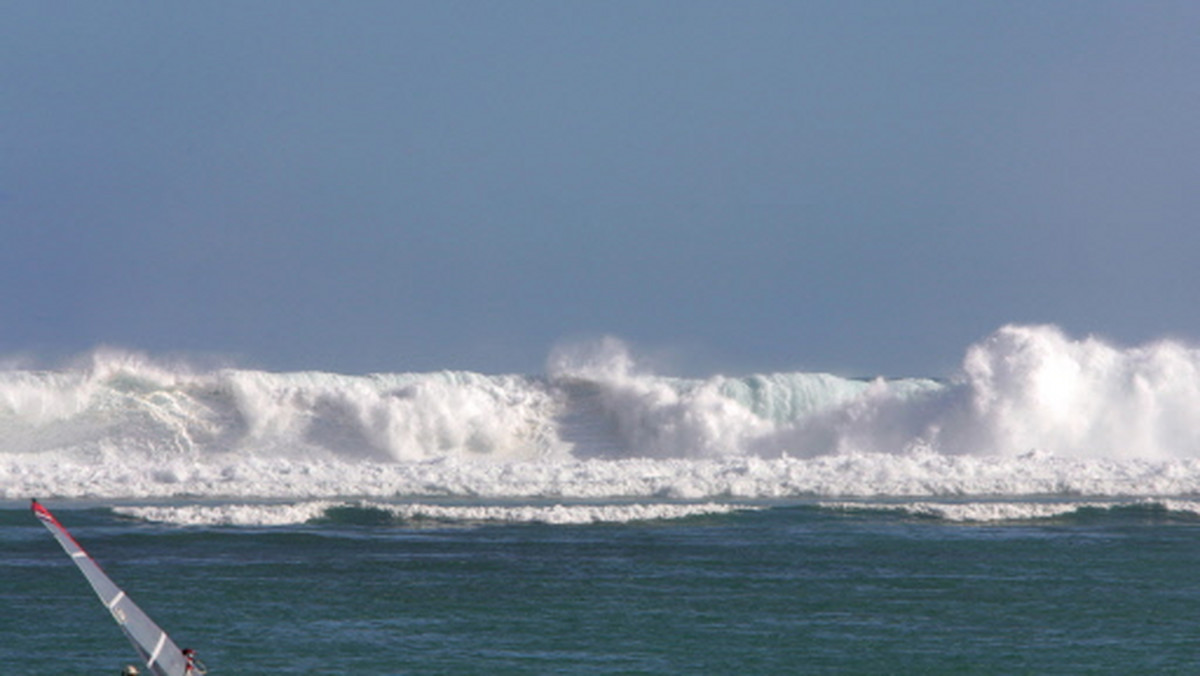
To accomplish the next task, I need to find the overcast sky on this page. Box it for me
[3,1,1199,377]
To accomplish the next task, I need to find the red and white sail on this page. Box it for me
[32,499,197,676]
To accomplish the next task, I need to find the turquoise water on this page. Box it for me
[6,501,1200,674]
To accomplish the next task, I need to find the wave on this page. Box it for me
[5,324,1200,500]
[112,500,757,527]
[820,499,1200,524]
[107,498,1200,528]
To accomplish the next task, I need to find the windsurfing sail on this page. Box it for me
[32,499,201,676]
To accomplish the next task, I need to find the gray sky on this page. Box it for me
[3,1,1199,376]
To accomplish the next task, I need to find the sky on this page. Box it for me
[3,1,1200,377]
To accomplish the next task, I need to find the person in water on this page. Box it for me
[118,648,203,675]
[183,648,207,675]
[111,649,203,674]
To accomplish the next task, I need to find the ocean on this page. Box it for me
[5,324,1200,673]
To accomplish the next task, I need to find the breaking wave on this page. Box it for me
[5,324,1200,500]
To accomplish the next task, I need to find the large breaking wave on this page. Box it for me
[5,324,1200,500]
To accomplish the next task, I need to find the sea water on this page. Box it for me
[5,325,1200,673]
[6,500,1200,674]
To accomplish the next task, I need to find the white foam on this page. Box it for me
[820,500,1109,522]
[9,326,1200,502]
[821,498,1200,522]
[10,450,1200,502]
[114,500,756,527]
[116,501,338,526]
[941,325,1200,460]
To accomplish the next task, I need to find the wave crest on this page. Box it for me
[6,325,1200,499]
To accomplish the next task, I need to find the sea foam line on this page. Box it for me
[819,499,1200,522]
[12,452,1200,501]
[114,500,758,527]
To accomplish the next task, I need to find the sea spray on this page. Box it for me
[221,369,564,462]
[548,337,776,459]
[948,325,1200,459]
[5,325,1200,500]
